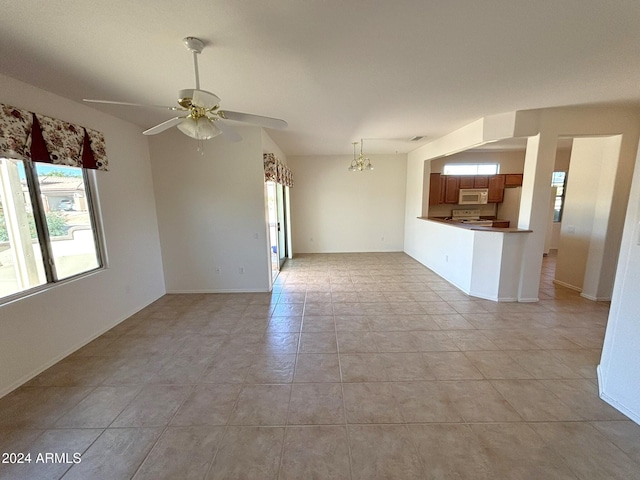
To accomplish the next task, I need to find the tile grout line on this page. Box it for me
[274,292,304,480]
[336,271,355,480]
[127,382,197,479]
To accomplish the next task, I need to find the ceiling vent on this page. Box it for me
[409,135,425,142]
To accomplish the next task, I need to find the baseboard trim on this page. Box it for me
[553,279,582,292]
[166,288,271,294]
[580,292,612,302]
[597,364,640,425]
[0,295,163,400]
[497,296,519,303]
[517,297,540,303]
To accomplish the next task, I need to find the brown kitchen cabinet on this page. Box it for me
[459,175,489,188]
[430,173,508,206]
[451,174,490,190]
[474,175,489,188]
[444,175,460,203]
[491,220,510,228]
[429,173,441,205]
[429,173,448,205]
[459,176,475,189]
[488,174,505,203]
[504,173,523,187]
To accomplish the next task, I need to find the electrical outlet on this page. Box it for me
[239,266,245,274]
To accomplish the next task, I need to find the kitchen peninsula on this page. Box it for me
[415,216,531,302]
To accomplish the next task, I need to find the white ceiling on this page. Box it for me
[1,1,639,156]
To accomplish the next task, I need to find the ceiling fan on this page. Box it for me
[83,37,287,142]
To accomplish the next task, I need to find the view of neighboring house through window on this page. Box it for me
[551,171,567,222]
[0,157,103,302]
[443,163,499,175]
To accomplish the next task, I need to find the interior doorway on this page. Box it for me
[539,135,622,301]
[266,181,288,281]
[276,183,288,268]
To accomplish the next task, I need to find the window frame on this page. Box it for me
[551,171,567,223]
[0,156,106,305]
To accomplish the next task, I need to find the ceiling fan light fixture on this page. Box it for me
[177,117,221,140]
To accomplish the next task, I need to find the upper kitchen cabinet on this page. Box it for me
[473,175,489,188]
[429,173,447,205]
[488,174,505,203]
[459,176,475,189]
[444,175,460,203]
[504,173,523,187]
[430,173,510,205]
[459,175,489,188]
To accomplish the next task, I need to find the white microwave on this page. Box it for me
[459,188,488,205]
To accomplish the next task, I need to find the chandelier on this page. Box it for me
[348,139,373,172]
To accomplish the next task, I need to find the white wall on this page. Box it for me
[599,140,640,424]
[555,138,610,290]
[0,74,165,397]
[149,126,272,292]
[262,130,287,162]
[288,154,407,253]
[556,136,621,297]
[409,220,475,292]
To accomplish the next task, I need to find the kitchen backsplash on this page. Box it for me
[429,203,498,218]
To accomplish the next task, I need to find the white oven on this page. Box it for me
[458,188,488,205]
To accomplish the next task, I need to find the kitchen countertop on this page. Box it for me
[419,217,532,233]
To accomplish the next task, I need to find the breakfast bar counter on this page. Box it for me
[408,217,532,302]
[421,216,532,233]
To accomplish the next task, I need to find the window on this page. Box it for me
[551,171,567,222]
[443,163,499,175]
[0,158,103,302]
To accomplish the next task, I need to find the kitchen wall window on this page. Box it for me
[443,163,499,175]
[0,157,103,303]
[551,171,567,222]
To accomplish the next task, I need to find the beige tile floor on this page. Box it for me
[1,252,640,479]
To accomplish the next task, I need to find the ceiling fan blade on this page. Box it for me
[192,89,221,109]
[218,110,288,130]
[83,99,184,111]
[215,120,242,142]
[143,117,184,135]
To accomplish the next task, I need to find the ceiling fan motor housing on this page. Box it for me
[183,37,205,54]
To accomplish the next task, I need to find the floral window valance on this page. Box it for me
[264,153,293,187]
[0,103,108,171]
